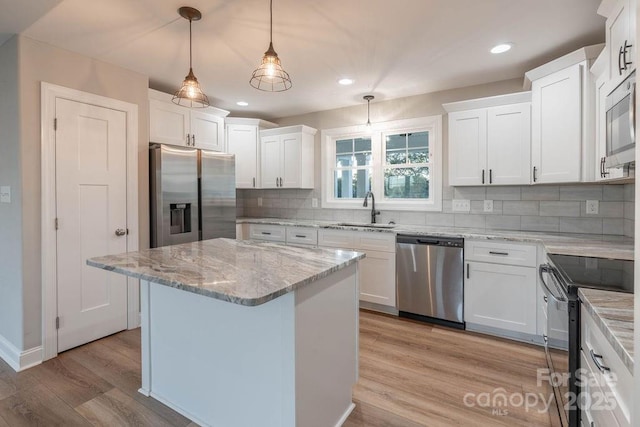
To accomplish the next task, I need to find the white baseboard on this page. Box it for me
[0,334,42,372]
[335,403,356,427]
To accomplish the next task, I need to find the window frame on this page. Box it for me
[321,116,442,211]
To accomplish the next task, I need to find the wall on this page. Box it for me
[0,36,24,350]
[240,78,629,235]
[15,36,150,351]
[624,183,635,237]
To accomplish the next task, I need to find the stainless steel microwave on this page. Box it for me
[605,71,636,168]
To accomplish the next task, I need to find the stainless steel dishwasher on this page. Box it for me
[396,235,464,329]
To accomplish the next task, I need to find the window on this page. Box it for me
[321,116,442,211]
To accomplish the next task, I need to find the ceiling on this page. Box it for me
[12,0,605,119]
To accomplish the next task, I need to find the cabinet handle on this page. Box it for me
[261,231,272,235]
[543,295,548,303]
[276,178,279,187]
[533,166,538,182]
[295,234,307,238]
[466,263,470,279]
[253,177,256,188]
[279,177,283,187]
[601,157,609,178]
[489,251,509,256]
[481,169,485,184]
[186,133,191,146]
[489,169,493,184]
[623,40,633,70]
[589,349,610,372]
[619,45,625,75]
[192,134,196,146]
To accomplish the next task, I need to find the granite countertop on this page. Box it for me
[88,238,365,307]
[579,288,634,374]
[237,218,634,260]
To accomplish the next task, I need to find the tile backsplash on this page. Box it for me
[238,183,635,236]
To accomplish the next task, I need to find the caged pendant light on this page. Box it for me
[363,95,374,129]
[172,7,210,108]
[249,0,292,92]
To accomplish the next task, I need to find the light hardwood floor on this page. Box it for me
[0,311,555,426]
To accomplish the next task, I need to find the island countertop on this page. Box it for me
[88,238,365,306]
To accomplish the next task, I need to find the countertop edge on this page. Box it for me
[578,288,634,375]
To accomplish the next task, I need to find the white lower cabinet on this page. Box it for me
[464,240,538,340]
[318,229,396,312]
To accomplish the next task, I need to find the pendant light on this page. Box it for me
[249,0,292,92]
[172,7,210,108]
[364,95,374,129]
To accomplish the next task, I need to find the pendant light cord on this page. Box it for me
[270,0,273,44]
[189,18,193,69]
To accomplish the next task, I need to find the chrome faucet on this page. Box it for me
[363,191,381,224]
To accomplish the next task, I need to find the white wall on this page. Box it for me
[0,36,24,350]
[4,36,150,351]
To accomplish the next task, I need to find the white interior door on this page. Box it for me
[55,98,128,352]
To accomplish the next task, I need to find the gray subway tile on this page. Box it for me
[485,186,521,201]
[602,185,624,201]
[425,213,455,227]
[539,201,581,217]
[624,183,635,201]
[454,187,487,200]
[624,201,635,219]
[502,201,539,216]
[559,185,603,201]
[313,209,335,221]
[624,219,635,237]
[485,215,521,231]
[521,216,560,232]
[521,185,560,201]
[602,219,624,235]
[454,214,486,229]
[559,218,603,234]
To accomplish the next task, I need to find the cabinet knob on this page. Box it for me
[115,228,127,237]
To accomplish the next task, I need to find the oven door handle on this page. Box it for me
[538,264,568,303]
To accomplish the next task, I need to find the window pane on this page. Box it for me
[384,167,429,199]
[408,148,429,164]
[336,139,353,154]
[354,152,372,166]
[354,137,371,152]
[336,154,353,167]
[408,131,429,148]
[386,134,406,150]
[334,168,372,199]
[386,150,406,164]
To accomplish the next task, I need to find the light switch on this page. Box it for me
[452,199,470,212]
[0,186,10,203]
[483,200,494,213]
[585,200,599,215]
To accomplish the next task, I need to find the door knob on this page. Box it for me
[115,229,127,236]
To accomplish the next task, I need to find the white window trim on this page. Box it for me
[321,115,442,211]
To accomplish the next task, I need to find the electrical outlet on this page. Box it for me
[0,186,10,204]
[257,197,263,207]
[585,200,599,215]
[452,199,470,212]
[483,200,493,213]
[312,198,318,208]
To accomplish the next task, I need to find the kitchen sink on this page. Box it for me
[334,222,396,229]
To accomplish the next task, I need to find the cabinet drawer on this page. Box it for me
[465,240,537,267]
[249,224,286,242]
[286,227,318,246]
[580,350,621,427]
[318,229,355,249]
[581,306,631,427]
[354,232,395,253]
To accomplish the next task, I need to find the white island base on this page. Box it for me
[138,263,359,427]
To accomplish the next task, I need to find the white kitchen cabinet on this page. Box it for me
[226,118,278,189]
[318,229,396,312]
[248,224,286,242]
[581,305,632,426]
[445,93,531,186]
[149,89,228,151]
[527,46,601,184]
[260,125,316,189]
[285,227,318,247]
[464,240,538,340]
[602,0,636,83]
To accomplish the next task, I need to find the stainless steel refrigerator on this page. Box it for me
[150,144,236,248]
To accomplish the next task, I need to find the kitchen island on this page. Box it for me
[88,238,365,427]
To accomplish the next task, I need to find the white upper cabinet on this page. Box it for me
[445,92,531,186]
[226,118,277,189]
[260,125,316,189]
[149,89,229,151]
[601,0,636,83]
[526,45,602,184]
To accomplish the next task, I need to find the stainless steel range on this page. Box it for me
[539,254,633,427]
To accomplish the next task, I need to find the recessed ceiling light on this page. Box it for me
[490,43,513,54]
[236,101,249,106]
[338,78,354,86]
